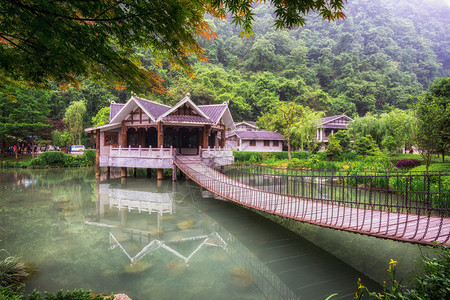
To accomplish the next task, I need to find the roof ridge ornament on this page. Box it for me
[186,92,190,98]
[131,91,137,98]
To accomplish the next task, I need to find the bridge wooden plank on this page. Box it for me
[175,157,450,246]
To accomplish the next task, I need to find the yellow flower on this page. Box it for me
[378,293,385,298]
[389,259,398,265]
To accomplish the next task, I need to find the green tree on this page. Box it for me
[415,77,449,169]
[332,130,351,152]
[51,130,71,150]
[382,135,397,155]
[63,100,87,145]
[91,107,110,127]
[326,136,343,160]
[257,101,303,159]
[354,135,380,156]
[290,108,324,159]
[0,87,50,156]
[0,0,346,94]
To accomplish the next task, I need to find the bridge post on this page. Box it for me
[121,120,127,178]
[157,121,164,180]
[95,129,101,177]
[172,146,177,181]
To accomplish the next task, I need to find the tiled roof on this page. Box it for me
[198,104,227,123]
[135,97,171,120]
[162,115,213,124]
[319,114,353,125]
[322,124,348,129]
[110,103,125,120]
[319,115,344,124]
[230,131,285,140]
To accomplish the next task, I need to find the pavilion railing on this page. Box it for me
[200,146,234,158]
[109,146,173,159]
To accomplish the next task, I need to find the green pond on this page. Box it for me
[0,168,381,299]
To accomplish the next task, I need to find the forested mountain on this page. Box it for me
[1,0,449,138]
[147,0,449,120]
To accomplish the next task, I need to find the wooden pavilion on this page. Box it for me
[85,94,235,179]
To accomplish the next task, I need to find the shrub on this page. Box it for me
[291,151,309,159]
[333,130,351,152]
[395,159,421,169]
[354,135,379,156]
[338,152,360,161]
[233,151,263,162]
[326,138,343,160]
[34,151,65,166]
[382,135,397,155]
[83,149,96,165]
[287,158,304,169]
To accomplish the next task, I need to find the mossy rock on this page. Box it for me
[177,220,195,230]
[122,261,152,274]
[230,267,254,288]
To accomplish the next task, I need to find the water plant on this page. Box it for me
[330,246,450,300]
[0,252,33,292]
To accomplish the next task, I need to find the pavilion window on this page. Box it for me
[250,140,256,146]
[273,141,279,147]
[104,132,118,146]
[264,140,270,146]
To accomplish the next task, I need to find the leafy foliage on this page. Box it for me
[354,135,380,156]
[63,101,86,145]
[415,77,450,169]
[0,255,31,292]
[326,137,343,160]
[351,246,450,300]
[91,107,110,127]
[0,0,345,94]
[395,159,421,169]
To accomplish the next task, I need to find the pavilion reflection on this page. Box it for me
[85,180,297,299]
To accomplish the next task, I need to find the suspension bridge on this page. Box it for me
[175,156,450,246]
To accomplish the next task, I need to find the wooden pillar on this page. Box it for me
[172,166,177,181]
[107,167,111,178]
[202,125,209,149]
[157,121,164,180]
[121,120,127,178]
[221,128,226,148]
[133,168,137,177]
[96,129,101,177]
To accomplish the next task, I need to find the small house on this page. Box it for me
[226,121,285,151]
[85,94,235,179]
[316,114,353,142]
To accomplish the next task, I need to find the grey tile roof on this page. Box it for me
[319,115,345,124]
[135,97,171,120]
[198,104,227,123]
[230,131,285,140]
[322,124,348,129]
[162,115,214,124]
[110,103,125,120]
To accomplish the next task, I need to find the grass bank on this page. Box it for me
[233,151,449,172]
[0,150,96,168]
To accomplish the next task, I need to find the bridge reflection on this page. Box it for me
[85,180,299,299]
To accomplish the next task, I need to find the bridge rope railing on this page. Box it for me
[222,165,450,215]
[175,157,450,245]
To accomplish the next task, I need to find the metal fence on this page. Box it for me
[223,165,450,216]
[175,157,450,245]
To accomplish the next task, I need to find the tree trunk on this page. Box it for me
[1,141,6,157]
[287,136,291,159]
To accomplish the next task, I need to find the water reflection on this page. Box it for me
[0,169,380,300]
